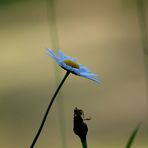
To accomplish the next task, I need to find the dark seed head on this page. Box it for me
[73,107,88,141]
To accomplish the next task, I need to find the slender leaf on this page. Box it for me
[126,122,142,148]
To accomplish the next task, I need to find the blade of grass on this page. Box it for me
[126,122,142,148]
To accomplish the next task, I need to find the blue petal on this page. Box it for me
[79,65,91,73]
[83,72,97,77]
[79,72,100,84]
[46,49,59,64]
[69,57,77,62]
[58,50,68,60]
[60,61,73,71]
[58,50,77,62]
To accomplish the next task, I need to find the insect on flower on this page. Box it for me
[46,49,100,83]
[73,107,91,141]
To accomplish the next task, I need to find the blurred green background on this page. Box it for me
[0,0,148,147]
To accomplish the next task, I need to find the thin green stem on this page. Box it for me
[81,138,88,148]
[30,71,70,148]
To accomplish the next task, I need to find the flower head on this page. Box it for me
[46,49,100,83]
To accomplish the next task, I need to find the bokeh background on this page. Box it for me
[0,0,148,147]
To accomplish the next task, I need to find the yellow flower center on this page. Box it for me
[63,60,80,69]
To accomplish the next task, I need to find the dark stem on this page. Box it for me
[81,138,88,148]
[30,71,70,148]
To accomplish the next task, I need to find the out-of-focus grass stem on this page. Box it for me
[46,0,67,148]
[136,0,148,111]
[136,0,148,55]
[46,0,59,49]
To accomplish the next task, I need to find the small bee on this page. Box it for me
[73,107,91,141]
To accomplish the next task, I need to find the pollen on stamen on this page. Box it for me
[63,60,80,69]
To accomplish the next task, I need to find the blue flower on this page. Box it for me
[46,49,100,83]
